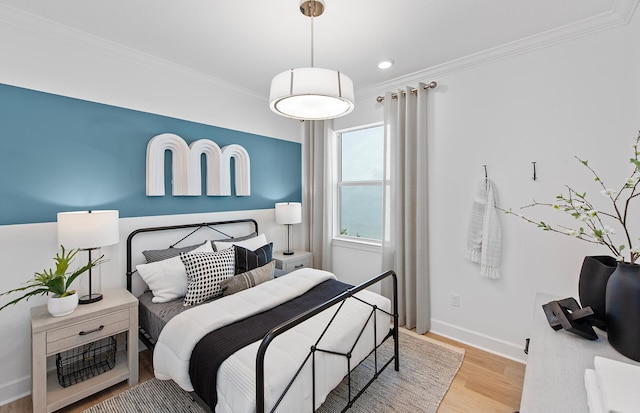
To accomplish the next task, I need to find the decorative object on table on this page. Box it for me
[275,202,302,255]
[542,297,598,340]
[465,178,502,279]
[0,246,103,316]
[605,262,640,361]
[269,0,355,120]
[578,255,617,330]
[58,210,119,304]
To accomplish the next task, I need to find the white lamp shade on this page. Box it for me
[269,67,355,120]
[57,210,120,249]
[275,202,302,225]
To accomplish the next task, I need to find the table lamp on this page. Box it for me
[275,202,302,255]
[57,210,119,303]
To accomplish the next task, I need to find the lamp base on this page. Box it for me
[283,251,294,255]
[79,293,103,304]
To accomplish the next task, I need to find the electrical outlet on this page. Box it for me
[451,293,460,307]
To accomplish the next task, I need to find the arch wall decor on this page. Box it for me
[146,133,251,196]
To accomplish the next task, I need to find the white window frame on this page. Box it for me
[333,123,384,247]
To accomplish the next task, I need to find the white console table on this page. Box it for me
[519,293,640,412]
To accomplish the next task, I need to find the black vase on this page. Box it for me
[578,255,617,329]
[605,262,640,361]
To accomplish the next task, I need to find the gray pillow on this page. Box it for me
[220,261,275,296]
[142,242,205,263]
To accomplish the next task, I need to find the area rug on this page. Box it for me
[83,329,464,413]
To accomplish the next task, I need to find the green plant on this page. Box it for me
[503,131,640,264]
[0,246,104,311]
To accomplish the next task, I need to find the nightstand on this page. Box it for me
[273,250,313,273]
[31,289,138,413]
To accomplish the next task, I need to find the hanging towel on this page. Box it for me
[466,179,502,279]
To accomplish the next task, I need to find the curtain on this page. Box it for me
[381,83,431,334]
[302,119,334,271]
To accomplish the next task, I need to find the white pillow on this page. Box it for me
[213,233,268,252]
[136,241,213,303]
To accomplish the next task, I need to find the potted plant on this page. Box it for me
[0,246,103,317]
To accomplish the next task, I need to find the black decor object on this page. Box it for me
[578,255,617,330]
[605,262,640,361]
[542,297,598,340]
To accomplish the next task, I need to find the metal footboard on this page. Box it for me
[256,270,399,413]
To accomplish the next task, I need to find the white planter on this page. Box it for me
[47,292,79,317]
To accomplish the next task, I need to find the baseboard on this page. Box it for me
[430,319,527,363]
[0,375,30,407]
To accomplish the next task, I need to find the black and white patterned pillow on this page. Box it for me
[180,248,235,306]
[234,243,273,274]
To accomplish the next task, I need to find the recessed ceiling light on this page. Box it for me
[377,59,395,70]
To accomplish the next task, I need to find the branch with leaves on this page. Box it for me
[500,131,640,264]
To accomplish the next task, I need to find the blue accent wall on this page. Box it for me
[0,84,302,225]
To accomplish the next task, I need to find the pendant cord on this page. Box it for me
[310,2,315,67]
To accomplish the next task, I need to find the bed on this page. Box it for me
[126,219,399,413]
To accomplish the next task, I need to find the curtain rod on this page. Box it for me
[375,81,438,103]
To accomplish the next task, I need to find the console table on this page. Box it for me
[519,292,640,412]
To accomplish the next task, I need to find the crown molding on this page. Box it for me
[1,1,637,104]
[0,4,265,103]
[359,0,640,100]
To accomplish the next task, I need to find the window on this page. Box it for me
[336,125,384,242]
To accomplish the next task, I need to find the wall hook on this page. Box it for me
[532,162,537,181]
[483,164,488,179]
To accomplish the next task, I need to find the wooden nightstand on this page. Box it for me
[273,250,313,273]
[30,289,138,413]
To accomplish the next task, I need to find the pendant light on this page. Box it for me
[269,0,355,120]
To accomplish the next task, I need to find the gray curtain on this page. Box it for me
[302,120,334,271]
[381,83,431,334]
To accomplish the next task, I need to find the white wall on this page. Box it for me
[0,8,304,405]
[333,12,640,361]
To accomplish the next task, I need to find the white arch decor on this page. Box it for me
[146,133,251,196]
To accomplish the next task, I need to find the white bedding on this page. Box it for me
[153,268,391,413]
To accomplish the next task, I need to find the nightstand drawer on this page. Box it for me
[46,309,129,354]
[278,256,312,272]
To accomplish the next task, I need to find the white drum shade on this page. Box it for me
[57,210,120,249]
[269,67,355,120]
[275,202,302,225]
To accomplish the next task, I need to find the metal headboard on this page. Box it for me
[125,219,258,292]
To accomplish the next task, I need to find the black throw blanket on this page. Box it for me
[189,278,352,409]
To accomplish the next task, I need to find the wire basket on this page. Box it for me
[56,336,116,388]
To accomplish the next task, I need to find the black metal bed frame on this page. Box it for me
[126,219,259,350]
[256,269,398,413]
[125,219,399,413]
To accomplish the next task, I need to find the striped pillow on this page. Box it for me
[234,243,273,274]
[220,261,275,296]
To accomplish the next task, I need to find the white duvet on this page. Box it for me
[153,268,391,413]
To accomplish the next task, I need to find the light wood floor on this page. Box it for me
[0,334,525,413]
[426,333,525,413]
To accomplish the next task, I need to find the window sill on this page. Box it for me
[332,238,382,253]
